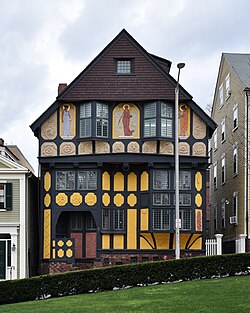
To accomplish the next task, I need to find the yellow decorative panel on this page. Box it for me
[188,234,202,250]
[195,172,202,192]
[102,234,110,249]
[66,249,73,258]
[43,209,51,259]
[58,249,64,258]
[127,194,137,207]
[127,172,137,191]
[140,171,149,191]
[114,172,124,191]
[140,208,149,231]
[52,249,56,259]
[84,193,97,206]
[44,172,51,192]
[113,234,124,249]
[195,209,203,231]
[70,192,83,206]
[102,193,111,206]
[180,234,191,249]
[195,193,202,207]
[102,171,110,191]
[56,193,68,206]
[66,240,73,247]
[44,194,51,207]
[114,193,124,207]
[140,233,154,249]
[58,240,64,247]
[127,209,137,249]
[52,240,56,247]
[154,233,170,249]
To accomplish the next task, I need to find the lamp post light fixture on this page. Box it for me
[175,62,185,259]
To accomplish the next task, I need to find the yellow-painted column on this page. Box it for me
[127,209,137,249]
[140,208,149,231]
[43,209,51,259]
[102,234,110,249]
[140,171,149,191]
[114,172,124,191]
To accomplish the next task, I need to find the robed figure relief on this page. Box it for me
[60,104,76,139]
[113,103,140,139]
[178,104,190,139]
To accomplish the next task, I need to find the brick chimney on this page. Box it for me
[58,83,68,95]
[0,138,4,146]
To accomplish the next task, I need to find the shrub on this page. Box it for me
[0,253,249,305]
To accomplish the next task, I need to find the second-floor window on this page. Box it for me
[56,171,75,190]
[233,104,238,130]
[78,171,97,190]
[161,102,173,137]
[144,102,157,137]
[233,191,238,221]
[221,155,225,185]
[96,102,109,137]
[153,209,170,230]
[221,200,225,228]
[213,162,217,189]
[214,128,218,150]
[225,74,230,98]
[219,84,223,107]
[221,119,225,142]
[56,170,97,190]
[80,102,91,137]
[233,143,238,176]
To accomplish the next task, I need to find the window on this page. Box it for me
[153,193,170,206]
[144,102,156,137]
[221,119,225,142]
[86,213,97,230]
[0,182,12,210]
[0,183,6,209]
[233,192,238,221]
[96,102,108,137]
[56,171,75,190]
[161,102,173,137]
[113,209,124,230]
[221,200,225,228]
[213,162,217,189]
[233,143,238,176]
[179,171,191,190]
[214,128,218,150]
[233,104,238,130]
[179,194,192,206]
[78,171,97,190]
[180,210,191,230]
[116,60,132,74]
[71,212,83,231]
[80,102,92,137]
[225,74,230,99]
[153,170,170,190]
[219,84,223,107]
[102,209,110,230]
[221,155,225,185]
[153,209,170,230]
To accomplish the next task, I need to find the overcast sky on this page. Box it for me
[1,0,250,173]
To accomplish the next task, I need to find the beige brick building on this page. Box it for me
[210,53,250,253]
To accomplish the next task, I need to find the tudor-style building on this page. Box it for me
[31,29,216,274]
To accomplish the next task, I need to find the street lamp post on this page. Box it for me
[175,62,185,259]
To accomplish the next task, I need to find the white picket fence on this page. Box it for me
[205,234,223,256]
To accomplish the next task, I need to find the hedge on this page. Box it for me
[0,253,249,305]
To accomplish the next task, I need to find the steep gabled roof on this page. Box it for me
[224,53,250,87]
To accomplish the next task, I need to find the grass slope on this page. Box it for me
[1,276,250,313]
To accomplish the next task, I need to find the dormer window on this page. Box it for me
[116,59,132,74]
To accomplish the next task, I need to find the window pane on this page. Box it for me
[78,171,97,190]
[161,102,172,118]
[153,170,170,190]
[161,118,172,137]
[96,119,108,137]
[179,171,191,190]
[66,172,75,190]
[80,118,91,137]
[153,209,170,230]
[153,193,170,205]
[56,172,66,190]
[102,209,110,230]
[80,103,91,118]
[117,60,131,74]
[113,209,124,230]
[144,103,156,118]
[96,103,108,118]
[86,214,97,230]
[144,118,156,137]
[181,210,191,230]
[0,183,5,208]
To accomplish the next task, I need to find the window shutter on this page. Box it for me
[6,183,12,210]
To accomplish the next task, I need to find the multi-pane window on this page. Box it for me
[144,102,157,137]
[113,209,124,230]
[225,74,230,98]
[180,210,191,230]
[179,171,191,190]
[214,128,218,150]
[153,209,170,230]
[86,213,97,230]
[71,212,83,231]
[233,192,238,222]
[153,193,170,206]
[221,155,225,185]
[0,182,12,210]
[219,84,223,107]
[153,170,170,190]
[221,119,225,142]
[102,209,110,230]
[96,102,108,137]
[221,200,225,228]
[56,171,75,190]
[213,162,217,189]
[78,171,97,190]
[233,143,238,176]
[0,183,6,209]
[80,102,91,137]
[179,194,192,206]
[233,104,238,130]
[161,102,173,137]
[116,60,131,74]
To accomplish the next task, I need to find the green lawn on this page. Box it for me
[1,276,250,313]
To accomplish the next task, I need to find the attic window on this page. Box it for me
[116,59,132,74]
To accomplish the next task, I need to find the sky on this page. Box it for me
[1,0,250,173]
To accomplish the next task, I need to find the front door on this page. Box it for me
[0,241,6,279]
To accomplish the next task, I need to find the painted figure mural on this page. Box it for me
[60,104,76,139]
[113,103,140,139]
[179,104,190,138]
[62,105,71,137]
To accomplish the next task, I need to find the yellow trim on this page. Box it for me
[44,172,51,192]
[154,233,170,249]
[52,249,56,259]
[114,193,124,207]
[58,249,64,258]
[56,193,68,206]
[127,172,137,191]
[113,234,124,249]
[102,234,110,249]
[102,171,110,191]
[66,249,73,258]
[70,192,83,206]
[140,233,154,249]
[102,193,111,206]
[84,193,97,206]
[114,172,124,191]
[195,172,202,192]
[127,209,137,249]
[43,209,51,259]
[140,171,149,191]
[195,193,202,207]
[127,194,137,207]
[44,194,51,208]
[195,209,203,231]
[140,208,149,231]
